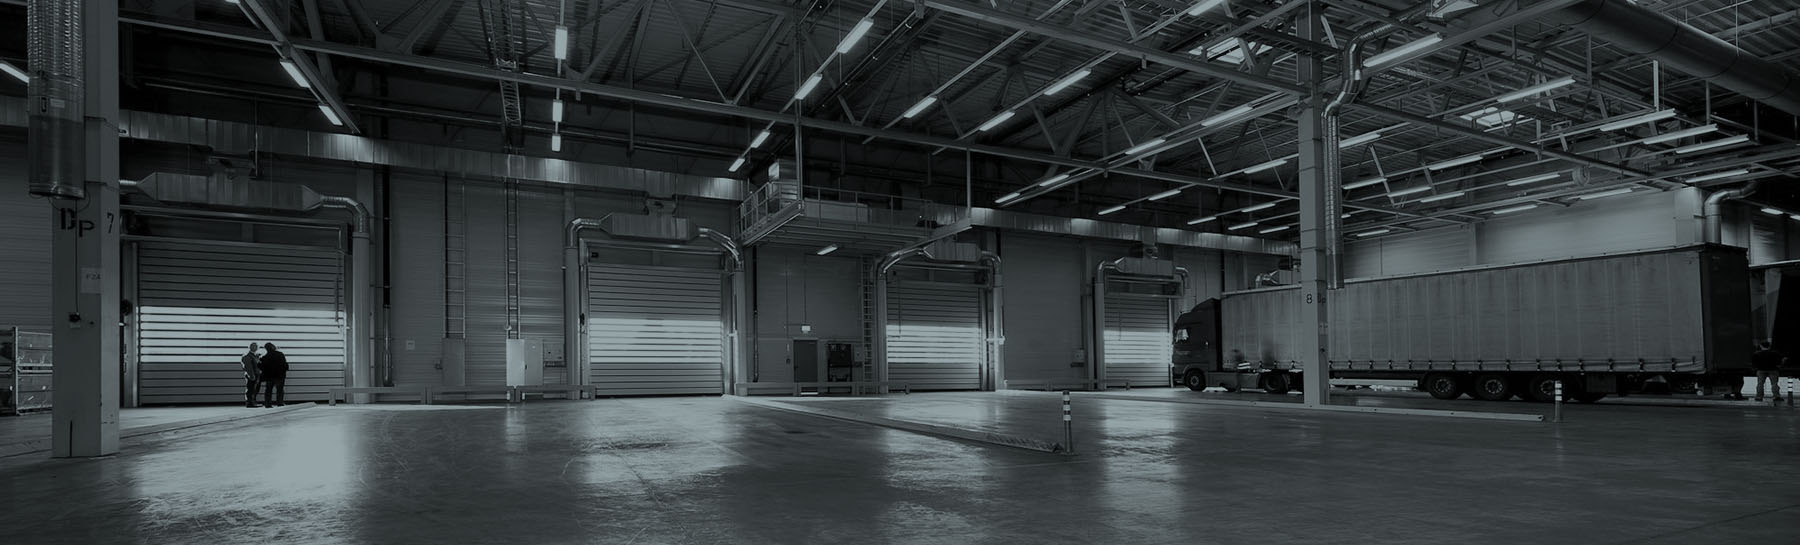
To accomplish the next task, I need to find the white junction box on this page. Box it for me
[506,338,544,387]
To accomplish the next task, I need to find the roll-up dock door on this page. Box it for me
[885,283,985,390]
[1103,296,1173,387]
[136,243,348,404]
[586,264,725,396]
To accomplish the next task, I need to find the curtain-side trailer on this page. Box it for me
[1172,245,1756,402]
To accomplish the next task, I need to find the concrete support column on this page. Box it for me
[50,0,122,457]
[1296,5,1333,406]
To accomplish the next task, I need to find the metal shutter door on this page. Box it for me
[886,283,984,390]
[1104,296,1171,386]
[587,264,724,396]
[136,243,347,404]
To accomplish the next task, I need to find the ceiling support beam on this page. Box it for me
[238,0,361,133]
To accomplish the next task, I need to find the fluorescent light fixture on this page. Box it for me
[976,110,1017,132]
[1339,132,1381,148]
[1505,173,1561,186]
[1098,204,1127,216]
[1187,215,1219,225]
[1791,214,1800,222]
[1036,173,1071,188]
[317,103,342,126]
[1576,188,1635,200]
[816,244,840,256]
[902,96,937,118]
[0,60,26,83]
[552,98,565,123]
[1494,76,1575,103]
[1673,135,1751,155]
[1491,204,1539,215]
[1241,159,1287,175]
[1342,210,1360,219]
[1228,221,1258,231]
[1641,124,1718,145]
[1760,207,1783,216]
[1146,188,1183,201]
[836,19,875,54]
[996,192,1023,204]
[1687,169,1750,183]
[1362,34,1443,68]
[1426,154,1483,171]
[1259,225,1291,234]
[279,59,310,89]
[750,129,771,149]
[550,133,562,152]
[1240,202,1276,213]
[1043,69,1092,96]
[795,73,823,100]
[1388,186,1431,197]
[1192,38,1271,63]
[1186,0,1227,16]
[554,26,570,61]
[1417,191,1465,203]
[1356,229,1391,237]
[1597,109,1676,131]
[728,156,746,172]
[1201,104,1255,127]
[1123,137,1168,156]
[1343,177,1387,190]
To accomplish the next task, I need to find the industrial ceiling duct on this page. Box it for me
[26,0,86,199]
[1543,0,1800,116]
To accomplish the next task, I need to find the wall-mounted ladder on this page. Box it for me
[444,178,467,340]
[504,181,520,338]
[859,255,877,383]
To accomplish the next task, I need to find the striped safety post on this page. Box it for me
[1553,380,1563,423]
[1062,390,1074,455]
[1788,377,1795,408]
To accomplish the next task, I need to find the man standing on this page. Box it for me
[258,342,289,407]
[1753,340,1786,403]
[241,343,261,408]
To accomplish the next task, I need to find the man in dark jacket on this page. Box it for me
[258,342,289,407]
[242,343,261,408]
[1753,341,1785,402]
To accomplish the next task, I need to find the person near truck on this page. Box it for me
[258,342,289,407]
[1753,340,1786,402]
[241,343,261,408]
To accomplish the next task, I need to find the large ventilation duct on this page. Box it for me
[1544,0,1800,116]
[27,0,86,199]
[1702,181,1761,245]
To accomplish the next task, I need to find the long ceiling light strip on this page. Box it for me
[0,60,28,83]
[1240,202,1277,213]
[1686,169,1750,183]
[1388,186,1432,197]
[1228,221,1259,231]
[1036,173,1071,188]
[1640,124,1718,145]
[1186,0,1227,16]
[1494,76,1575,103]
[1362,34,1443,67]
[1417,191,1466,203]
[279,59,310,89]
[976,110,1017,132]
[1356,229,1391,237]
[1343,177,1387,190]
[1576,187,1635,200]
[1426,153,1484,171]
[836,19,875,54]
[1339,132,1381,148]
[1259,225,1291,234]
[1146,188,1183,201]
[1673,135,1751,154]
[1187,215,1219,225]
[1122,138,1169,156]
[1098,204,1127,216]
[1043,69,1093,96]
[902,96,938,118]
[1490,204,1539,215]
[1596,109,1676,131]
[1504,173,1561,186]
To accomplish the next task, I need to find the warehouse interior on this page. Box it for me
[4,0,1800,542]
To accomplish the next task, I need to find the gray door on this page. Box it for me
[886,282,985,390]
[136,243,347,404]
[586,264,725,396]
[792,339,819,383]
[1103,295,1173,387]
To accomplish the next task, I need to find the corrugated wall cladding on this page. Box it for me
[1102,295,1173,386]
[0,134,50,331]
[998,234,1086,383]
[1345,227,1472,278]
[518,187,568,383]
[1222,247,1715,373]
[389,173,447,387]
[750,247,863,384]
[1475,189,1688,265]
[587,264,725,396]
[886,282,986,390]
[464,183,509,385]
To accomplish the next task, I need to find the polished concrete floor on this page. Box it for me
[2,392,1798,544]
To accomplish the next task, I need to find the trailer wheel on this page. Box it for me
[1523,374,1565,402]
[1421,373,1464,400]
[1183,370,1208,391]
[1260,372,1292,395]
[1470,374,1514,401]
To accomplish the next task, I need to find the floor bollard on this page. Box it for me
[1788,377,1795,408]
[1062,390,1074,455]
[1553,380,1563,423]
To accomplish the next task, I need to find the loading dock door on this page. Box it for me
[136,243,347,404]
[886,283,985,390]
[586,264,724,396]
[1103,296,1172,387]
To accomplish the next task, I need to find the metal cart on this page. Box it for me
[1,327,53,415]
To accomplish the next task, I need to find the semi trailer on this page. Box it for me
[1172,245,1762,402]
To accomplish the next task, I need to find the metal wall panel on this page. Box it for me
[886,282,984,390]
[587,264,725,396]
[0,134,50,331]
[1102,295,1172,386]
[389,173,446,387]
[1477,189,1682,265]
[750,246,863,384]
[136,243,347,404]
[517,187,566,384]
[1223,247,1719,373]
[463,183,509,385]
[1344,227,1472,278]
[997,234,1085,383]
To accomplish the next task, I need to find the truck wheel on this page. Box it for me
[1470,374,1514,401]
[1422,373,1464,400]
[1523,374,1565,402]
[1260,372,1292,395]
[1182,370,1208,391]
